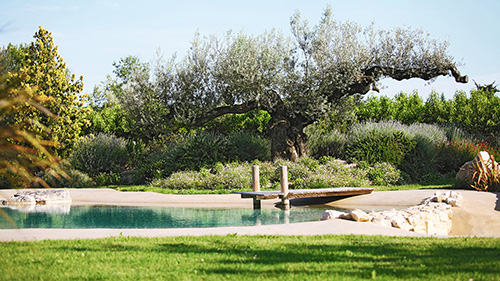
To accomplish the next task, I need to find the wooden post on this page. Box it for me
[280,165,290,210]
[252,165,261,210]
[252,165,260,192]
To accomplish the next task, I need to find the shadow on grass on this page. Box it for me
[158,237,499,279]
[48,236,500,280]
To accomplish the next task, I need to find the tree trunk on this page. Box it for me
[268,114,309,161]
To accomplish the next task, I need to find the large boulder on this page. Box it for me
[1,190,71,205]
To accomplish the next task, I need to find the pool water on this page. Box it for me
[0,205,329,229]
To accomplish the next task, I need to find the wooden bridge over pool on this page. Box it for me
[235,166,375,210]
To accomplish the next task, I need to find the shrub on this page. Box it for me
[227,132,271,162]
[37,161,94,188]
[305,125,346,159]
[436,140,500,174]
[439,123,474,143]
[271,157,372,189]
[345,129,416,166]
[69,133,128,177]
[94,172,122,186]
[135,147,171,181]
[212,163,252,190]
[161,132,271,176]
[304,161,372,188]
[367,162,401,186]
[151,157,402,191]
[400,124,447,181]
[163,133,230,174]
[152,170,214,190]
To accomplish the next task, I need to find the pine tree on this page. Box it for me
[3,26,88,156]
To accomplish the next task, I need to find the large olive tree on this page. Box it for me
[157,8,468,160]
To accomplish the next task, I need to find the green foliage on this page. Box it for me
[38,161,94,188]
[367,162,401,186]
[152,157,399,191]
[83,104,131,138]
[333,121,454,181]
[2,26,88,157]
[69,133,128,177]
[449,89,500,136]
[94,171,123,186]
[134,146,171,181]
[398,123,448,181]
[227,132,271,162]
[163,132,271,175]
[355,88,500,138]
[95,55,171,142]
[203,110,271,134]
[152,170,215,190]
[436,140,500,174]
[0,49,63,188]
[305,125,347,159]
[345,126,416,166]
[164,133,231,173]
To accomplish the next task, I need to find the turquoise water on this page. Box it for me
[0,205,328,229]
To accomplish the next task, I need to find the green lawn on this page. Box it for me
[2,235,499,280]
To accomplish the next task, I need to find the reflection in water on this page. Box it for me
[0,206,326,229]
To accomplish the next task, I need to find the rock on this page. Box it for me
[391,214,412,231]
[351,209,371,222]
[8,194,36,205]
[4,190,71,205]
[338,212,353,220]
[321,210,348,220]
[426,191,463,208]
[371,216,392,227]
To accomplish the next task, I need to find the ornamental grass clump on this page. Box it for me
[470,154,500,192]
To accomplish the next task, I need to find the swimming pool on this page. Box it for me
[0,205,330,229]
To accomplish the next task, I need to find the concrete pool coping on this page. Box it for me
[0,188,499,241]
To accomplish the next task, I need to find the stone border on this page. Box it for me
[322,191,463,235]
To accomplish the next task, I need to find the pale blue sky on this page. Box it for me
[1,0,499,99]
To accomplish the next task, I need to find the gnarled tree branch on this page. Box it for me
[344,65,469,96]
[363,65,468,83]
[194,101,258,126]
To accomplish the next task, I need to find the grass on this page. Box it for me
[2,235,499,280]
[112,178,457,194]
[373,178,456,191]
[114,185,252,194]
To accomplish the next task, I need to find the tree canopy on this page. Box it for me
[1,26,88,156]
[104,8,468,160]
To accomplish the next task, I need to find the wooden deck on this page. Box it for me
[236,187,375,209]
